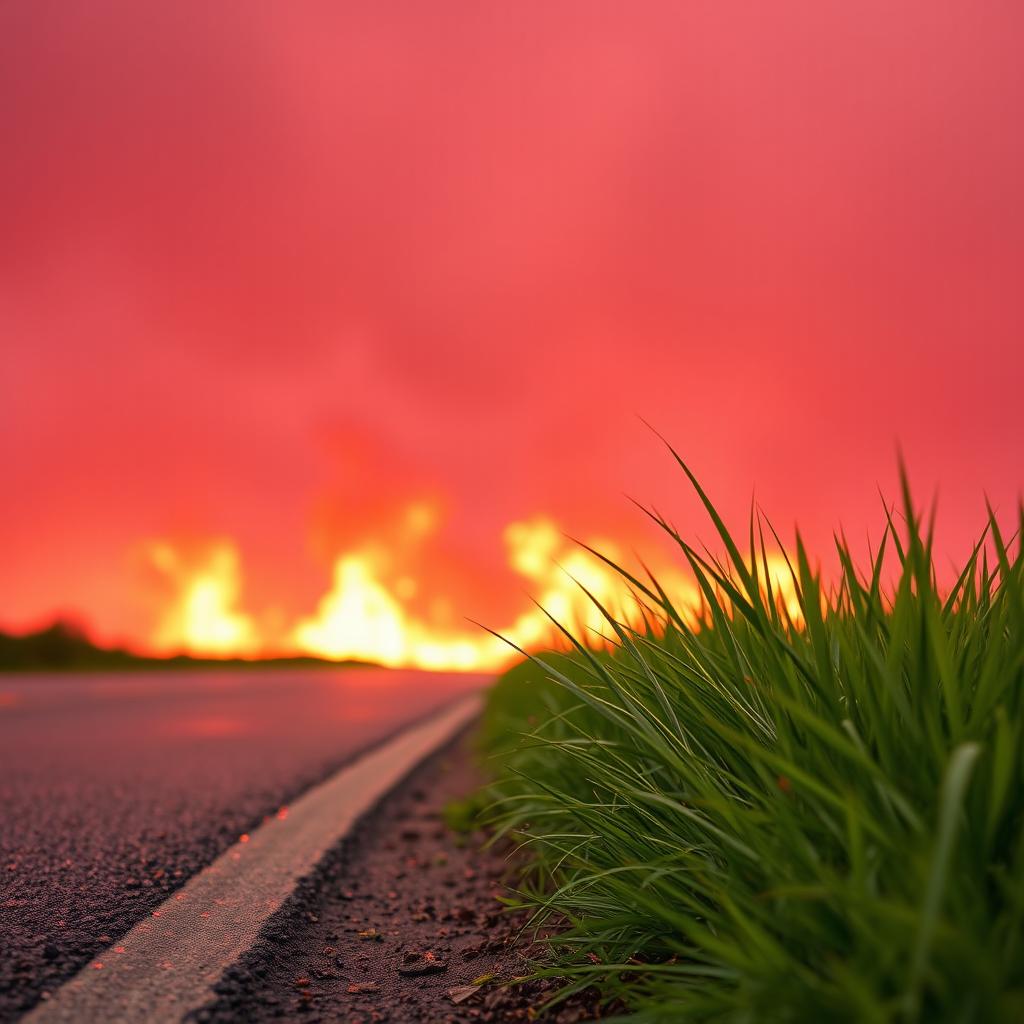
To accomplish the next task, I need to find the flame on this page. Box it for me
[292,552,494,670]
[289,516,681,670]
[146,506,801,669]
[148,541,258,656]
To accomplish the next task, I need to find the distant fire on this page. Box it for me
[147,542,259,656]
[146,503,798,670]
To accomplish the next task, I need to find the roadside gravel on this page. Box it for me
[191,731,609,1023]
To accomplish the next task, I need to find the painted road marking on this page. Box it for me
[25,695,483,1024]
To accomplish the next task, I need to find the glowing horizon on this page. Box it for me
[141,512,699,668]
[126,508,807,670]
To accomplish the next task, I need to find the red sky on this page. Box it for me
[1,1,1022,656]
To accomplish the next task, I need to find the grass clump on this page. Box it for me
[482,454,1024,1023]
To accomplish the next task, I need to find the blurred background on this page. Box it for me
[1,1,1021,666]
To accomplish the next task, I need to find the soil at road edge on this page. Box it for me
[190,730,609,1023]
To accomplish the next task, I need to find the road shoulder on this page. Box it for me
[193,731,608,1023]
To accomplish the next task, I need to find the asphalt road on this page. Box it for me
[0,668,489,1021]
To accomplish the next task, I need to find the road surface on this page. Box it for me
[0,668,489,1021]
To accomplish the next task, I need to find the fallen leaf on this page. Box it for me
[448,984,481,1004]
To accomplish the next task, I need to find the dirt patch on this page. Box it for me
[191,729,609,1023]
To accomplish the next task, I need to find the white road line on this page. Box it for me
[25,695,483,1024]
